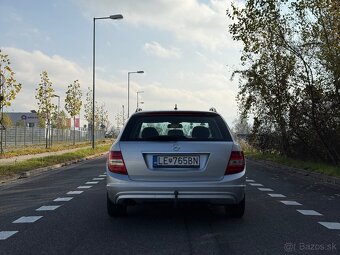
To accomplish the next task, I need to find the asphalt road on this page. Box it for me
[0,156,339,255]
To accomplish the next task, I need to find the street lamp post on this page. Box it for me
[127,70,144,118]
[136,91,144,109]
[92,14,123,149]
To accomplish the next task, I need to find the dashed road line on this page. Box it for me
[280,201,302,206]
[77,186,92,189]
[54,197,73,202]
[268,193,286,198]
[86,182,98,184]
[99,175,106,177]
[249,183,263,187]
[246,179,255,182]
[0,231,18,240]
[258,188,273,192]
[36,205,61,211]
[93,178,104,181]
[318,222,340,230]
[297,210,322,216]
[67,191,83,195]
[13,216,43,223]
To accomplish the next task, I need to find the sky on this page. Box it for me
[0,0,243,128]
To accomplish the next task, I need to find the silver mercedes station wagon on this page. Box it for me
[106,109,246,217]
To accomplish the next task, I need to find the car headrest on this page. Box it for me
[141,127,159,138]
[192,126,210,138]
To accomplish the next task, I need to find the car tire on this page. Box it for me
[107,194,126,217]
[226,197,245,218]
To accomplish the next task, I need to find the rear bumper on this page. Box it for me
[106,171,245,205]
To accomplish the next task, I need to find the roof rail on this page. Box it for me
[209,107,217,113]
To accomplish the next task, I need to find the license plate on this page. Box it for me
[153,155,200,168]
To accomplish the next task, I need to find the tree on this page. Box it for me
[35,71,56,148]
[227,0,339,163]
[98,104,110,131]
[84,87,100,130]
[0,50,22,108]
[0,50,22,153]
[232,116,251,135]
[2,113,13,127]
[51,109,68,129]
[65,80,82,145]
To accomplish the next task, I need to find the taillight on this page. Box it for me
[225,151,245,175]
[107,151,128,175]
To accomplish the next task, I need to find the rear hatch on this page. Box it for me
[120,141,233,181]
[119,111,234,182]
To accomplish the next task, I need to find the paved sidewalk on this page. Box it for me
[0,147,91,165]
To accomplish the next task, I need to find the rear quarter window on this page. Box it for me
[120,112,232,141]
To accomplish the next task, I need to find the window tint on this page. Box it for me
[121,113,232,141]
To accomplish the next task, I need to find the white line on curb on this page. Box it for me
[297,210,322,216]
[77,186,92,189]
[280,201,302,206]
[258,188,274,191]
[268,193,286,198]
[54,197,73,202]
[67,191,83,195]
[86,182,98,184]
[318,222,340,230]
[249,183,263,187]
[36,205,61,211]
[13,216,43,223]
[0,231,18,240]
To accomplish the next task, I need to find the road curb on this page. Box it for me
[248,157,340,187]
[0,152,108,186]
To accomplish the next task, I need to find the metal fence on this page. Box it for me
[0,126,105,149]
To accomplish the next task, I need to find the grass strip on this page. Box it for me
[240,140,340,178]
[0,143,111,177]
[0,139,113,158]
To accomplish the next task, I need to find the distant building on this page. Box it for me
[5,111,39,127]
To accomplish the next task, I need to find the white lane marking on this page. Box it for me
[249,183,263,187]
[297,210,322,216]
[93,178,104,181]
[99,175,106,177]
[280,201,302,206]
[77,186,92,189]
[0,231,18,240]
[103,172,106,174]
[36,205,61,211]
[86,182,98,184]
[318,222,340,230]
[246,179,255,182]
[268,193,286,198]
[258,188,274,191]
[67,191,83,195]
[13,216,43,223]
[54,197,73,202]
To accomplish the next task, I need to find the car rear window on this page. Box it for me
[121,112,232,141]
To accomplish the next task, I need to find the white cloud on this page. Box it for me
[143,41,181,59]
[3,47,238,125]
[73,0,239,51]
